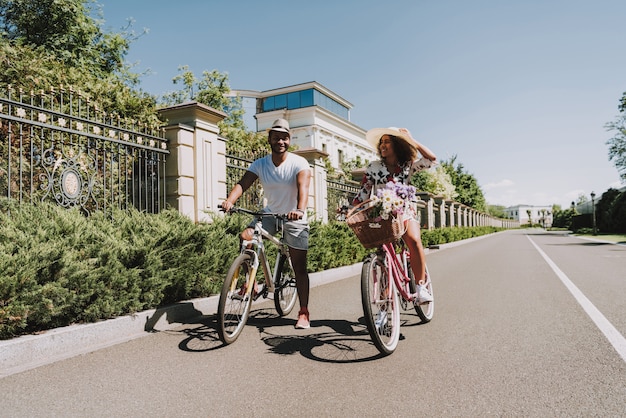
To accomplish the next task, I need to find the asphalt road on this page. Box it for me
[1,229,625,417]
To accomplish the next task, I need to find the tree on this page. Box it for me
[576,194,588,205]
[440,155,486,211]
[596,188,621,232]
[0,0,134,79]
[340,155,367,177]
[552,205,575,229]
[412,164,457,200]
[605,92,626,181]
[0,0,159,127]
[486,204,506,218]
[606,117,626,181]
[160,66,267,154]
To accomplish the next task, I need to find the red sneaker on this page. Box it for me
[295,308,310,329]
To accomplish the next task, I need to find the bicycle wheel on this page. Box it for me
[361,253,400,355]
[409,263,434,323]
[217,253,255,344]
[274,254,298,316]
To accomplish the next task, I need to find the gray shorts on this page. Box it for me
[249,218,310,251]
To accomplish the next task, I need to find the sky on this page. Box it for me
[98,0,626,208]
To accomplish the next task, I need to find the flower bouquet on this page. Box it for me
[368,181,416,221]
[346,181,416,248]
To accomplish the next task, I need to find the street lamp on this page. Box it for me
[590,191,597,235]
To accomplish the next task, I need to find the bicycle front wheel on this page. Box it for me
[361,253,400,355]
[274,255,298,316]
[217,253,255,344]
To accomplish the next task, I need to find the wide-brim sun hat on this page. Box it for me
[365,127,416,150]
[269,118,290,133]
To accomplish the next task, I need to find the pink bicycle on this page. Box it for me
[360,240,433,355]
[347,199,434,355]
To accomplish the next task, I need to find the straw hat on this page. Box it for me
[365,127,415,150]
[269,118,290,133]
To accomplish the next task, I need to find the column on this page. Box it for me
[159,102,227,223]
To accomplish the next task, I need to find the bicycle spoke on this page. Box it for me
[361,253,400,355]
[218,253,255,344]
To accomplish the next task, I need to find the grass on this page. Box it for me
[574,233,626,244]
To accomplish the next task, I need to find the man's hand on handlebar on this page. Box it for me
[287,209,304,221]
[220,201,234,213]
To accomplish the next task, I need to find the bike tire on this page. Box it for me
[411,264,434,323]
[274,254,298,316]
[217,253,255,344]
[361,253,400,355]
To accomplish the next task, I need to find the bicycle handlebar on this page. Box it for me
[218,205,288,219]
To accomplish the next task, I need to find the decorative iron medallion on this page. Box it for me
[61,168,82,199]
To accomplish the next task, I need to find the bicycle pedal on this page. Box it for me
[252,285,267,301]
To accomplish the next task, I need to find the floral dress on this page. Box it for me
[352,158,434,221]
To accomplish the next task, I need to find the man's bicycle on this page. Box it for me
[347,200,434,355]
[217,206,298,344]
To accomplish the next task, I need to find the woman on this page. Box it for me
[353,127,437,303]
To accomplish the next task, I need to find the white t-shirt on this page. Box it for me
[248,152,311,216]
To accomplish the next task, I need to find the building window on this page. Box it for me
[287,92,300,108]
[261,88,348,120]
[275,94,287,109]
[301,89,314,106]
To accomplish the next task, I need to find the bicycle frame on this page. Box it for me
[217,207,298,344]
[239,214,291,295]
[358,202,434,354]
[379,241,418,303]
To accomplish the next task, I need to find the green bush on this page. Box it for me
[0,201,230,338]
[0,200,506,339]
[421,225,504,247]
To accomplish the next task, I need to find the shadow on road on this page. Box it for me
[175,315,223,352]
[144,302,204,332]
[173,307,428,363]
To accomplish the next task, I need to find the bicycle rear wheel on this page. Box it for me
[274,254,298,316]
[217,253,255,344]
[409,264,434,323]
[361,253,400,355]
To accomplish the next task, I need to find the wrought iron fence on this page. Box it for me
[0,85,169,215]
[327,178,360,221]
[225,149,266,210]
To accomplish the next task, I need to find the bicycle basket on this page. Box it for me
[346,199,406,248]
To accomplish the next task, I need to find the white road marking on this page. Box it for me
[527,235,626,363]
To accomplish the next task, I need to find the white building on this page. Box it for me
[230,81,377,172]
[503,204,553,227]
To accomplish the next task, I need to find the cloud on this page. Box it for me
[482,179,515,190]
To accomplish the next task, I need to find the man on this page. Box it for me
[220,118,312,329]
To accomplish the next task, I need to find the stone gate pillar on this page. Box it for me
[434,196,446,228]
[159,102,227,223]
